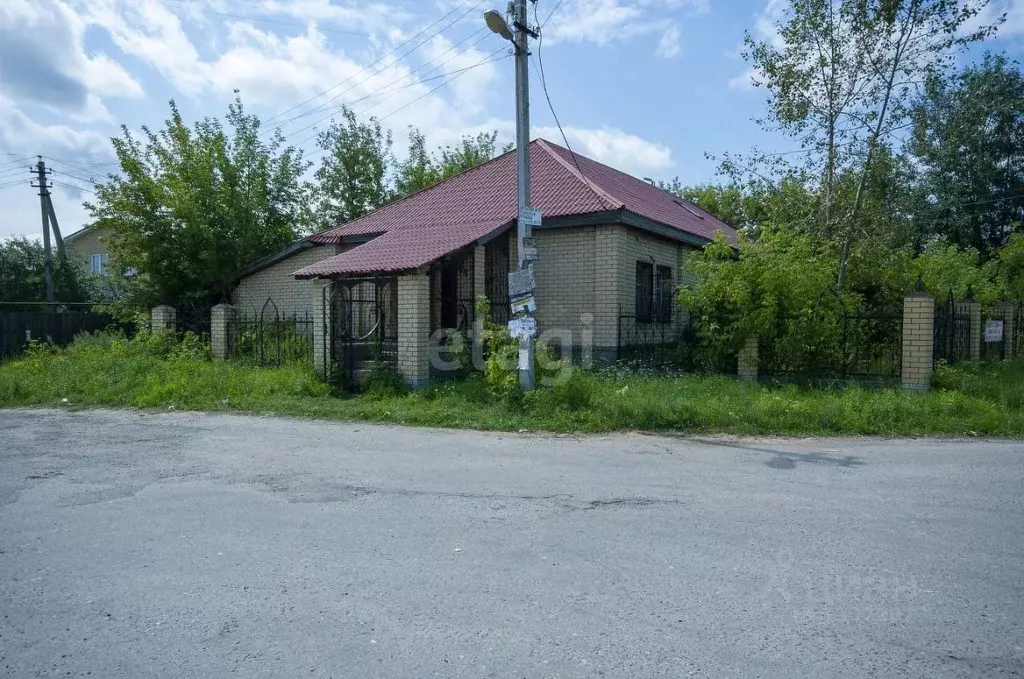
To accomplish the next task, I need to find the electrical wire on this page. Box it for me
[287,34,498,145]
[303,50,511,162]
[164,0,372,37]
[0,178,29,190]
[52,180,97,195]
[51,169,101,185]
[268,1,488,135]
[532,0,608,207]
[263,0,484,128]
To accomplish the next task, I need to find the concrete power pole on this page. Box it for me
[32,157,55,305]
[485,0,539,390]
[513,0,536,391]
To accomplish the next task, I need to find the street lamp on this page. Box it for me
[483,9,513,41]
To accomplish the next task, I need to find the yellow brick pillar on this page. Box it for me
[957,297,982,363]
[398,273,431,386]
[996,301,1017,359]
[150,305,176,334]
[592,226,619,362]
[312,282,332,379]
[210,303,236,361]
[902,292,934,391]
[737,335,758,380]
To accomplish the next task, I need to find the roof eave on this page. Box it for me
[534,209,715,248]
[232,238,317,282]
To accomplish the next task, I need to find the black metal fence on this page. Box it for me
[759,308,903,385]
[234,298,313,367]
[933,291,971,365]
[1015,302,1024,358]
[618,316,685,366]
[177,302,212,337]
[980,307,1007,362]
[0,303,131,362]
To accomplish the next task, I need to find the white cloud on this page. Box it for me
[0,0,142,121]
[972,0,1024,36]
[535,125,674,177]
[541,0,707,56]
[727,0,786,89]
[656,25,682,58]
[728,66,756,90]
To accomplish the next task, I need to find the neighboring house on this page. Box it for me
[232,139,736,384]
[65,225,111,276]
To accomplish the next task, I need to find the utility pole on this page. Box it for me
[512,0,536,390]
[485,0,539,390]
[32,156,55,305]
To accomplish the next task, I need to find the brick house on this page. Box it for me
[232,139,735,383]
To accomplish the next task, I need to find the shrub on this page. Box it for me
[361,360,408,398]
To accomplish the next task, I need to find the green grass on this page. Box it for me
[1,331,1022,437]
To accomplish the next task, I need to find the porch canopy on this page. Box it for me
[292,139,736,280]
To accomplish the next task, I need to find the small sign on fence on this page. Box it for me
[984,319,1004,343]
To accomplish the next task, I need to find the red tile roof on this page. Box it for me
[294,139,735,278]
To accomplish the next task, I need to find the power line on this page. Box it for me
[287,37,500,145]
[268,1,488,135]
[164,0,372,36]
[303,50,511,162]
[0,178,28,190]
[263,0,483,128]
[532,1,607,206]
[51,169,100,185]
[52,180,97,196]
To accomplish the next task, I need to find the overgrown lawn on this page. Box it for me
[1,331,1022,437]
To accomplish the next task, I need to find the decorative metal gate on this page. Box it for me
[933,290,971,365]
[235,298,313,367]
[325,278,397,384]
[431,252,475,335]
[1015,302,1024,358]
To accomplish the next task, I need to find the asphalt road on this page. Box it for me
[1,409,1022,678]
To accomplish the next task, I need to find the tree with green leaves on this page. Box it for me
[394,128,506,196]
[912,52,1024,254]
[87,95,310,308]
[0,237,96,304]
[311,106,393,230]
[741,0,1001,293]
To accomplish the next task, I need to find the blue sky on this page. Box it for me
[1,0,1023,240]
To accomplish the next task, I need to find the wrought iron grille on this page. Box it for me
[324,278,398,385]
[235,298,313,367]
[1015,302,1024,358]
[933,290,971,365]
[618,315,680,366]
[759,307,903,384]
[431,252,475,334]
[177,302,212,337]
[485,238,510,326]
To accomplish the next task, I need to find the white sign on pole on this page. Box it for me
[508,316,537,340]
[522,236,539,262]
[519,207,542,227]
[984,319,1004,343]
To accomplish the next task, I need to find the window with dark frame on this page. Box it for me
[656,265,673,323]
[635,261,654,322]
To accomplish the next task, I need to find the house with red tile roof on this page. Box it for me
[232,139,736,384]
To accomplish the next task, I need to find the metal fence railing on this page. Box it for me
[234,299,313,367]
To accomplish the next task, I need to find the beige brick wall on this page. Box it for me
[66,226,112,273]
[902,293,935,391]
[398,274,431,385]
[529,224,696,361]
[534,227,596,340]
[232,244,341,319]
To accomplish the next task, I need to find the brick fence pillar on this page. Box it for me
[957,297,982,363]
[996,301,1017,359]
[312,282,332,379]
[398,273,431,386]
[902,292,934,391]
[150,305,176,334]
[737,335,758,380]
[210,304,236,361]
